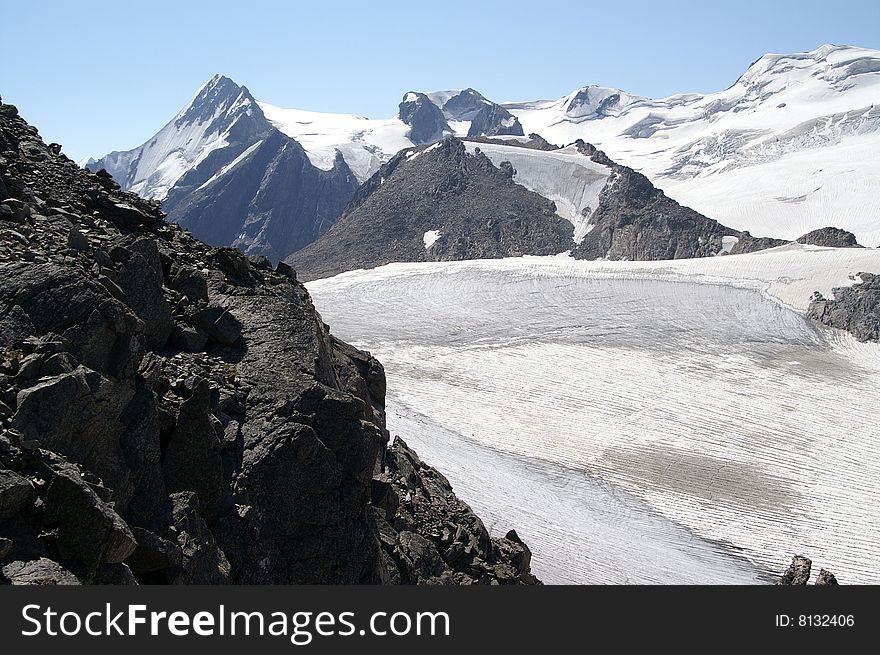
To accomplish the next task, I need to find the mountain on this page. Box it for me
[0,99,538,585]
[88,45,879,262]
[288,135,788,281]
[287,138,576,281]
[86,75,359,262]
[503,44,880,246]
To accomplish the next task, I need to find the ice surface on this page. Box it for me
[309,248,880,584]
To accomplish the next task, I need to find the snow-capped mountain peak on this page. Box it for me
[88,74,271,201]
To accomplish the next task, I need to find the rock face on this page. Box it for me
[777,555,840,585]
[166,131,358,263]
[0,100,538,585]
[398,92,451,145]
[86,76,358,263]
[373,439,538,584]
[807,272,880,342]
[288,138,576,281]
[796,227,862,248]
[571,141,788,260]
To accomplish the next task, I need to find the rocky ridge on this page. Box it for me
[808,272,880,342]
[0,100,537,585]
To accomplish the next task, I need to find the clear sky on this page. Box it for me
[3,0,879,161]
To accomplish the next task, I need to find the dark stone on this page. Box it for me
[93,563,138,585]
[44,467,137,574]
[161,379,225,520]
[797,227,861,248]
[777,555,812,585]
[169,323,208,352]
[67,227,89,251]
[169,267,208,302]
[815,569,839,585]
[167,492,230,584]
[0,469,36,522]
[126,527,182,575]
[190,305,242,346]
[117,250,173,350]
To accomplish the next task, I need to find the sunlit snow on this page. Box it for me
[309,246,880,584]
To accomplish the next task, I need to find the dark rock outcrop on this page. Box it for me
[466,104,524,138]
[0,99,537,585]
[777,555,840,585]
[808,272,880,341]
[288,138,576,281]
[398,92,451,145]
[373,439,538,585]
[796,226,862,248]
[571,140,787,261]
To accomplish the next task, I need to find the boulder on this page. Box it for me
[190,305,242,346]
[118,250,172,350]
[777,555,812,585]
[43,467,137,574]
[0,469,36,522]
[2,558,81,585]
[161,379,225,520]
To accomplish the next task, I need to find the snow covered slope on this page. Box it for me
[505,45,880,245]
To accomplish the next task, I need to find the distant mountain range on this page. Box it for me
[86,44,880,264]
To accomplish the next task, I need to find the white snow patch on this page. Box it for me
[423,230,441,249]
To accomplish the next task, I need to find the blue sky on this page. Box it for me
[4,0,878,161]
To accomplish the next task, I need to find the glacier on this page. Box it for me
[308,246,880,584]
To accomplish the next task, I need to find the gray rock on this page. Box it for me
[815,569,839,585]
[289,138,575,281]
[168,492,230,584]
[118,250,172,350]
[2,558,81,585]
[44,467,137,574]
[190,305,242,346]
[467,103,524,138]
[170,267,208,302]
[169,323,208,352]
[398,92,451,144]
